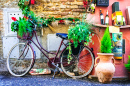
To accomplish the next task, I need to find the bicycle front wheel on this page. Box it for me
[60,45,94,79]
[7,43,34,76]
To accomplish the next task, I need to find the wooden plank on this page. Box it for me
[93,24,130,29]
[120,25,130,28]
[93,24,107,28]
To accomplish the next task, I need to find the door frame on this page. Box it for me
[3,8,23,36]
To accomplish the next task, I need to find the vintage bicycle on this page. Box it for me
[7,19,95,79]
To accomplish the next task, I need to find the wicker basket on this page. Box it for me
[17,32,33,40]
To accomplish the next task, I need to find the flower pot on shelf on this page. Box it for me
[95,53,115,83]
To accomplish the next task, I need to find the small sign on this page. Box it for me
[112,32,122,59]
[109,26,120,33]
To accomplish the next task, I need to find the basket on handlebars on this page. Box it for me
[17,31,33,40]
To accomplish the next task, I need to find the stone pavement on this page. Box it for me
[0,58,49,74]
[0,73,130,86]
[0,58,130,85]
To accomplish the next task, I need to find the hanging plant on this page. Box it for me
[11,17,33,37]
[67,14,95,63]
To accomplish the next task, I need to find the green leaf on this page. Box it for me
[101,27,112,53]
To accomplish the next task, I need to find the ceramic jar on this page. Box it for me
[95,53,115,83]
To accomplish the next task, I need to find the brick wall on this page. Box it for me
[30,0,86,18]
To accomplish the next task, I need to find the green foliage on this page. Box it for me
[11,21,19,32]
[18,0,29,11]
[100,27,112,53]
[68,20,94,48]
[11,17,33,37]
[124,55,130,72]
[42,17,55,27]
[22,6,30,16]
[55,17,79,22]
[11,0,44,37]
[67,14,95,63]
[11,0,80,38]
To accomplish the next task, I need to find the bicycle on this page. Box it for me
[7,19,95,79]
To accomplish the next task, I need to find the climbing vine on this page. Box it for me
[11,0,80,37]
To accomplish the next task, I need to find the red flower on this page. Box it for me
[31,0,35,5]
[11,17,17,21]
[24,16,28,19]
[83,0,88,8]
[73,19,75,22]
[59,20,65,23]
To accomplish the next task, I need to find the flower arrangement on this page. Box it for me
[67,14,95,63]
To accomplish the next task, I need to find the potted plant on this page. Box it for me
[11,10,41,39]
[124,55,130,80]
[67,14,95,63]
[95,27,115,83]
[11,1,43,39]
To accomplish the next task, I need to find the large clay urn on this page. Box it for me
[95,53,115,83]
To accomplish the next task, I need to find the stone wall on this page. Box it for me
[30,0,86,18]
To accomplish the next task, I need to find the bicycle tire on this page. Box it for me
[7,43,34,76]
[60,44,94,79]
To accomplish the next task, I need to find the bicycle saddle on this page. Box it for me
[56,33,68,39]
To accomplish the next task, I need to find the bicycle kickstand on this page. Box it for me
[52,63,61,79]
[52,68,58,79]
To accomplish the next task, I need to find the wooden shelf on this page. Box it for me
[93,24,107,28]
[120,25,130,28]
[93,24,130,29]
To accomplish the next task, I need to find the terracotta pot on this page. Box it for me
[95,53,115,83]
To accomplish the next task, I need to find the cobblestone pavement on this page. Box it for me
[0,73,130,86]
[0,59,130,86]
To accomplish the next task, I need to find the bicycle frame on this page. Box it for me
[25,31,68,65]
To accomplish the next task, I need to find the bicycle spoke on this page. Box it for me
[61,45,94,78]
[7,43,34,76]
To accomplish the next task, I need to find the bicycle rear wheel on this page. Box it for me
[7,43,34,76]
[60,44,94,79]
